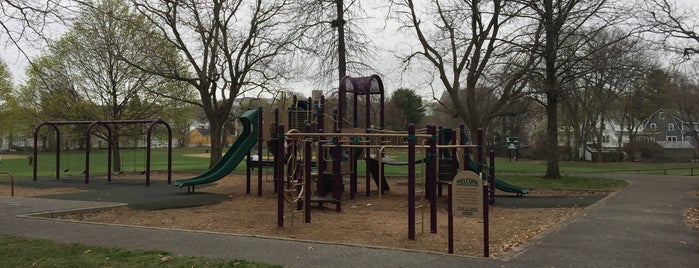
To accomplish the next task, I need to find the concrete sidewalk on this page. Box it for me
[1,174,697,267]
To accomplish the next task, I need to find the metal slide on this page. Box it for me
[174,109,259,188]
[468,158,528,196]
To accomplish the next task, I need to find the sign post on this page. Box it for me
[452,171,483,217]
[449,170,488,256]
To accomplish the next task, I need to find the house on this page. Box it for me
[640,109,689,143]
[186,128,236,147]
[578,116,629,161]
[186,128,211,147]
[638,109,698,161]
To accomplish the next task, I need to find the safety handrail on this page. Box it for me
[0,171,15,197]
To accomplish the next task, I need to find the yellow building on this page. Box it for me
[186,128,235,147]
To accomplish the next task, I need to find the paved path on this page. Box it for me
[1,174,697,267]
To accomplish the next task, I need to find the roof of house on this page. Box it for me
[188,128,210,136]
[655,141,696,149]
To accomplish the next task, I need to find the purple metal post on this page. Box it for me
[435,126,442,197]
[427,125,437,234]
[273,109,279,193]
[408,124,416,240]
[258,107,263,196]
[246,149,252,194]
[353,90,358,128]
[379,86,384,129]
[448,183,454,254]
[317,115,326,197]
[305,124,313,223]
[277,124,286,227]
[477,129,483,174]
[489,150,495,205]
[85,122,112,184]
[365,89,371,129]
[332,136,342,212]
[32,123,60,181]
[145,119,173,186]
[478,128,489,257]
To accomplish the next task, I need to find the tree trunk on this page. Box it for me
[335,0,346,80]
[595,112,605,163]
[545,93,562,179]
[113,137,122,172]
[208,119,225,168]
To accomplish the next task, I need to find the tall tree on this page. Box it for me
[562,31,649,162]
[392,0,532,142]
[291,0,373,83]
[514,0,634,178]
[130,0,298,167]
[390,88,425,128]
[673,76,699,147]
[27,0,191,171]
[0,59,14,149]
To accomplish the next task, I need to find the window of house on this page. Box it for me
[650,123,657,130]
[667,136,677,141]
[659,111,665,120]
[669,123,675,131]
[695,125,699,131]
[603,135,610,142]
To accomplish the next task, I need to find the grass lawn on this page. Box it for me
[0,236,279,268]
[1,147,695,191]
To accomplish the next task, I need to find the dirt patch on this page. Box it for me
[182,153,211,158]
[55,173,588,258]
[0,154,28,160]
[685,190,699,229]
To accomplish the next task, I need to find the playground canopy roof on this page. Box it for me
[340,75,384,95]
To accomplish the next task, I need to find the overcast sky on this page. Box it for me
[2,0,698,99]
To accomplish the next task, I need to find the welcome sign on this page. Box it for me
[452,170,483,218]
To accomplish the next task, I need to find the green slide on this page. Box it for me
[468,158,528,197]
[174,109,259,188]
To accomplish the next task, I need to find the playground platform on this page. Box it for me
[1,173,697,267]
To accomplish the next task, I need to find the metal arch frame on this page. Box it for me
[32,119,172,186]
[338,74,385,130]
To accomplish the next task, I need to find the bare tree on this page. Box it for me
[673,76,699,149]
[643,0,699,56]
[291,0,374,84]
[0,0,79,71]
[562,31,650,162]
[391,0,533,141]
[513,0,636,178]
[130,0,298,167]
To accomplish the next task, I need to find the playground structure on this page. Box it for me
[169,74,528,256]
[32,119,173,186]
